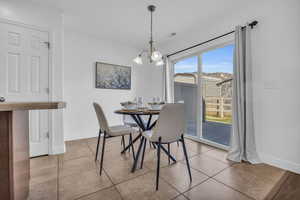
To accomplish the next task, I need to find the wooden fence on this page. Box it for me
[204,97,232,118]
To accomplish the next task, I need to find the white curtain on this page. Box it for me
[227,25,261,163]
[163,57,174,103]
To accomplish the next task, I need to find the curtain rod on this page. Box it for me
[166,20,258,58]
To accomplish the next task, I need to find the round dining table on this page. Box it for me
[115,108,177,172]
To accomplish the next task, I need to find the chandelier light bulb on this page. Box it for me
[151,51,162,61]
[133,55,143,65]
[155,59,164,66]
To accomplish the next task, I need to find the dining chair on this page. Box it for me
[121,115,138,151]
[93,102,137,175]
[135,103,192,190]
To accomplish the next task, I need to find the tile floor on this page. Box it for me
[29,136,287,200]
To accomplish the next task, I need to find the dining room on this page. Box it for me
[0,0,300,200]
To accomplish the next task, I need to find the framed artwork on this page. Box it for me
[95,62,131,90]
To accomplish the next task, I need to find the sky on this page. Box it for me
[174,44,234,74]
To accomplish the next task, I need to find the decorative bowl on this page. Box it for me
[148,102,165,110]
[120,101,137,109]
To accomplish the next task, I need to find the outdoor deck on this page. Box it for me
[187,121,231,146]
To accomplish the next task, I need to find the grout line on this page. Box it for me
[171,194,183,200]
[269,171,290,200]
[212,177,256,200]
[102,168,125,200]
[73,185,116,200]
[71,161,116,200]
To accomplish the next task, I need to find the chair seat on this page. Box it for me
[108,125,138,137]
[142,130,179,143]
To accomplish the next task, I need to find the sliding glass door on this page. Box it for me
[173,43,234,149]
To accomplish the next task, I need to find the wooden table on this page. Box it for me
[115,109,177,172]
[0,102,66,200]
[115,109,160,131]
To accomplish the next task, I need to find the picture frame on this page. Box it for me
[95,62,131,90]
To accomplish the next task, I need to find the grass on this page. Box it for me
[206,115,232,124]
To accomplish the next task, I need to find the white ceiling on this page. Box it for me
[30,0,254,49]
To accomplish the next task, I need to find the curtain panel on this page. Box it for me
[227,25,261,164]
[163,57,174,103]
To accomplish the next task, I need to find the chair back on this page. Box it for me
[93,102,110,133]
[152,103,185,143]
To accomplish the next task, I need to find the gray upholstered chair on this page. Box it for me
[134,103,192,190]
[93,102,137,175]
[121,115,138,150]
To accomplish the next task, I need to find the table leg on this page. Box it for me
[136,115,146,131]
[121,133,141,154]
[149,121,157,129]
[146,115,152,129]
[120,114,144,154]
[131,137,145,173]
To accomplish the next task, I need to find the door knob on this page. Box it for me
[0,97,5,102]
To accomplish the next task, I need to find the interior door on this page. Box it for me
[0,22,50,157]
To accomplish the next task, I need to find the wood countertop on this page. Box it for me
[0,101,66,111]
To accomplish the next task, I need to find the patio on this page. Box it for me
[187,121,231,146]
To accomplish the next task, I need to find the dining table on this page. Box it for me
[114,108,177,172]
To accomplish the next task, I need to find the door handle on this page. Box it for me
[0,96,5,102]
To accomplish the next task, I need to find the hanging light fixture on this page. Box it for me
[133,5,164,66]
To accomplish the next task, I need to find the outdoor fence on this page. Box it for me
[204,97,232,118]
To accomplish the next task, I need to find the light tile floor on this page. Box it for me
[29,136,287,200]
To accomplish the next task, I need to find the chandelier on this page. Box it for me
[133,5,164,66]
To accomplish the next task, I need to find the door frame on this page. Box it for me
[0,17,55,155]
[171,40,234,151]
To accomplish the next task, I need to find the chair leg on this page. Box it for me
[156,137,162,191]
[95,129,101,161]
[131,137,145,173]
[122,135,126,152]
[128,135,131,153]
[129,133,135,159]
[152,142,156,149]
[100,131,107,176]
[181,135,192,182]
[167,143,170,165]
[140,138,147,169]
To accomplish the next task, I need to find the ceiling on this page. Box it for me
[30,0,254,49]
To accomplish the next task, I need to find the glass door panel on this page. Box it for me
[201,44,234,146]
[174,56,198,136]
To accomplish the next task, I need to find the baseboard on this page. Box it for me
[64,133,98,142]
[50,143,66,155]
[259,152,300,174]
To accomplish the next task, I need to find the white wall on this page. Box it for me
[0,0,65,154]
[135,63,164,103]
[162,0,300,173]
[63,30,163,140]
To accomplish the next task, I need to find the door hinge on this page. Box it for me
[44,41,50,49]
[46,132,49,138]
[46,88,50,94]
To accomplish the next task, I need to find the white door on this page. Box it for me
[0,22,50,157]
